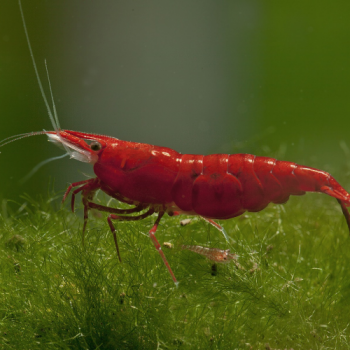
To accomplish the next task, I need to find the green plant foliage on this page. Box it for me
[1,188,350,349]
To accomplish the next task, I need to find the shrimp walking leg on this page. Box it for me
[83,202,146,247]
[201,217,229,242]
[87,201,145,215]
[148,212,178,285]
[64,178,145,244]
[62,179,101,244]
[108,210,178,284]
[62,179,93,205]
[107,208,155,262]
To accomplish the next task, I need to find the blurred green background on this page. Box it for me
[1,0,350,201]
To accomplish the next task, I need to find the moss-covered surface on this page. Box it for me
[1,187,350,349]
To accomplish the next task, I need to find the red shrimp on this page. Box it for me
[3,1,350,285]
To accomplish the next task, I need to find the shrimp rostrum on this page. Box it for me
[3,0,350,284]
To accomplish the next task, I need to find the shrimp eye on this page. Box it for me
[90,141,102,151]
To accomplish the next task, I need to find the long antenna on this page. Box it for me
[19,153,69,184]
[18,0,73,159]
[18,0,58,133]
[45,59,61,130]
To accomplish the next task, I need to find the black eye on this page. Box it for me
[90,141,102,151]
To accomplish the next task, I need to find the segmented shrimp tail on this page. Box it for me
[319,177,350,232]
[337,199,350,232]
[320,176,350,206]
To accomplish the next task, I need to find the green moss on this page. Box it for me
[1,189,350,349]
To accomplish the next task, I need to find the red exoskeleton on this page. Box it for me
[2,1,350,284]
